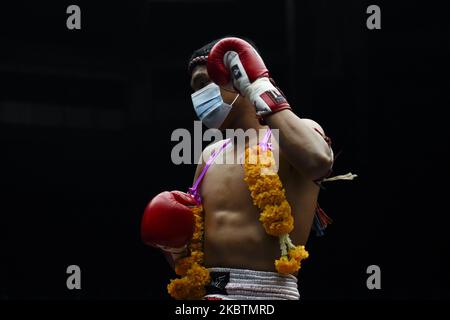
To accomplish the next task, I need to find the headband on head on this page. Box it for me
[187,39,221,75]
[187,55,208,75]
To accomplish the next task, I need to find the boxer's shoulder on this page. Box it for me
[193,139,229,182]
[201,139,229,161]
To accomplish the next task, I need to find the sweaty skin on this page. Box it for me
[187,65,331,273]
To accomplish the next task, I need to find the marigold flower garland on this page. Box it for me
[167,141,309,299]
[243,144,309,274]
[167,205,210,300]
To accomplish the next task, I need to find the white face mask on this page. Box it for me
[191,82,239,129]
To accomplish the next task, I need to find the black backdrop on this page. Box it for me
[1,0,448,300]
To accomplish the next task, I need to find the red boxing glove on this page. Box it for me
[141,191,197,252]
[207,37,291,117]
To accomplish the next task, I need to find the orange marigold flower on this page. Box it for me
[189,242,202,251]
[187,263,210,285]
[175,256,193,276]
[190,250,204,264]
[264,216,294,236]
[259,201,294,236]
[174,251,205,276]
[252,189,285,208]
[167,277,191,300]
[288,245,309,262]
[275,256,300,274]
[191,230,203,242]
[168,263,210,300]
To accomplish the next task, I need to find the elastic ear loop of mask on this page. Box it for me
[220,85,240,106]
[230,93,240,106]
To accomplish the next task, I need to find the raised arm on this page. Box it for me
[206,37,333,180]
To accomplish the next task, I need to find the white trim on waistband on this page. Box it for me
[205,267,300,300]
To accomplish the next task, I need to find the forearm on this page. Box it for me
[204,36,333,180]
[265,110,333,180]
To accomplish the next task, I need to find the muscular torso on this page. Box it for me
[198,136,320,272]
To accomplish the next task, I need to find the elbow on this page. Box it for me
[305,152,334,181]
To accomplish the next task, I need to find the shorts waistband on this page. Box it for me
[204,267,300,300]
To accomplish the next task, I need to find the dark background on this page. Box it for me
[1,0,448,300]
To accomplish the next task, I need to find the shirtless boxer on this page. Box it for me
[141,37,336,300]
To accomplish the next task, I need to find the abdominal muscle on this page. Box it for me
[200,152,320,273]
[204,208,282,271]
